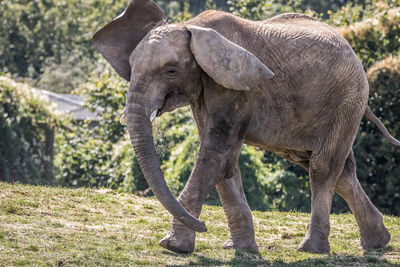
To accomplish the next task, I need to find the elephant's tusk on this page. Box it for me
[150,109,158,122]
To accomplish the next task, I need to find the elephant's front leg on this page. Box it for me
[159,117,246,253]
[217,164,258,252]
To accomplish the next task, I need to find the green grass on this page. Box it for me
[0,182,399,266]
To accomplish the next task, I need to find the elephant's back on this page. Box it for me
[262,13,317,24]
[259,14,348,52]
[255,18,368,119]
[253,15,363,92]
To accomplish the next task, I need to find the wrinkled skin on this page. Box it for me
[93,0,398,254]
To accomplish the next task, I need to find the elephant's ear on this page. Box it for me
[93,0,164,81]
[186,25,274,91]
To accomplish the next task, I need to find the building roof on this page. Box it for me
[38,90,100,121]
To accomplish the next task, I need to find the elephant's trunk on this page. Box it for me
[126,92,207,232]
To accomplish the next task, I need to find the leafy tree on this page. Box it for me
[0,0,127,92]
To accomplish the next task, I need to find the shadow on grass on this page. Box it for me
[165,246,396,266]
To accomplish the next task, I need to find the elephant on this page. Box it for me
[93,0,400,254]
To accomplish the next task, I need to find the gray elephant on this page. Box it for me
[93,0,399,254]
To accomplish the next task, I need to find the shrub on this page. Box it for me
[0,76,59,184]
[339,8,400,69]
[55,123,114,187]
[240,146,310,211]
[55,70,129,187]
[326,1,400,27]
[108,138,148,193]
[162,122,199,196]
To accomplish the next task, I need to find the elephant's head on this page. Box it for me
[93,0,274,232]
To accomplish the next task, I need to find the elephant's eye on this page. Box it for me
[165,67,178,77]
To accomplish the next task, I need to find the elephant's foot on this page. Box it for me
[222,237,259,253]
[159,228,195,254]
[360,224,391,250]
[298,233,330,254]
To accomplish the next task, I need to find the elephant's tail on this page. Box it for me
[364,106,400,147]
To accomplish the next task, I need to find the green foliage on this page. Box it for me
[79,70,127,143]
[228,0,400,22]
[109,138,148,193]
[156,0,229,19]
[240,146,311,211]
[167,2,194,22]
[326,2,367,26]
[339,8,400,69]
[228,0,306,20]
[162,120,199,196]
[55,125,114,187]
[0,0,127,92]
[0,76,59,184]
[228,0,274,20]
[55,70,129,187]
[0,0,229,93]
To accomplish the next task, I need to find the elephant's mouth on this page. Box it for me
[149,98,168,122]
[150,89,188,121]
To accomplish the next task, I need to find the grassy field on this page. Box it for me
[0,182,399,266]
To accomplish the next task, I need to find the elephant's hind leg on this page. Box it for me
[298,127,355,253]
[334,150,390,249]
[298,90,368,254]
[216,164,258,252]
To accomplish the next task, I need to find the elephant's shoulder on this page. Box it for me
[263,13,316,24]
